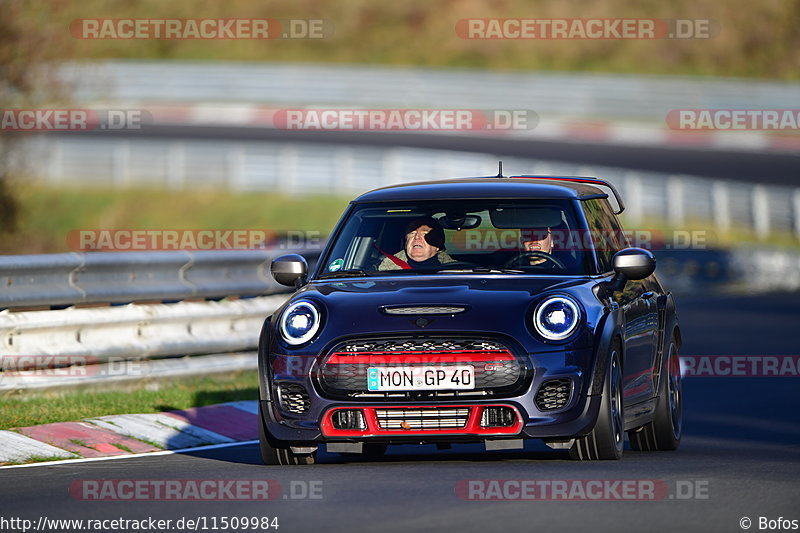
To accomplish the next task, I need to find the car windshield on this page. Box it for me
[317,199,595,277]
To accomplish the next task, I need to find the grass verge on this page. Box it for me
[1,184,350,254]
[0,370,258,430]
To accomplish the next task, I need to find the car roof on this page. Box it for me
[353,176,610,203]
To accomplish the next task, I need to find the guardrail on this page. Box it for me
[61,61,800,122]
[0,249,319,381]
[21,135,800,241]
[0,249,317,309]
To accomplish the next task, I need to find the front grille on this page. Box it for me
[279,383,311,414]
[382,306,467,315]
[317,336,529,400]
[375,407,470,430]
[340,338,507,352]
[535,379,572,411]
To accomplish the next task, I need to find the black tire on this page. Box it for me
[258,403,316,465]
[569,343,624,460]
[628,336,682,451]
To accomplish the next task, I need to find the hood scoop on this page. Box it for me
[381,305,468,316]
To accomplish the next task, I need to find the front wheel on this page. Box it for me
[258,403,316,465]
[569,343,624,460]
[628,337,682,451]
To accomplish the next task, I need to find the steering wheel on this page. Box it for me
[432,261,476,271]
[503,251,566,269]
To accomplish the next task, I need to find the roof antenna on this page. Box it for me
[497,160,505,178]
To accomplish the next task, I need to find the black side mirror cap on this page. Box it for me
[603,248,656,295]
[271,254,308,287]
[613,248,656,280]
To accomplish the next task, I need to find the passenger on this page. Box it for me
[377,217,455,270]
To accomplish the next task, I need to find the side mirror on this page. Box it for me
[271,254,308,287]
[613,248,656,280]
[603,248,656,294]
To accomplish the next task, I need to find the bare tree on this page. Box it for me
[0,0,73,235]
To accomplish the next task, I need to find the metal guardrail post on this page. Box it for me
[167,142,185,189]
[623,172,644,226]
[712,181,732,233]
[793,189,800,241]
[667,176,685,227]
[752,185,771,240]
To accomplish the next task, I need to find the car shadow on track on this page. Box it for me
[180,439,571,467]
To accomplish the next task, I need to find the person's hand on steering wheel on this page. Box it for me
[504,251,566,269]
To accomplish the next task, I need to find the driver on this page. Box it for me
[377,217,455,270]
[519,227,554,266]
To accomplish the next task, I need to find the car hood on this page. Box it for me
[279,275,603,352]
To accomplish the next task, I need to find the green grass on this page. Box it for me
[4,455,67,466]
[0,370,258,430]
[3,184,795,254]
[13,0,800,80]
[1,184,350,254]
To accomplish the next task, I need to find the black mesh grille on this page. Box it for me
[279,383,311,414]
[318,336,529,400]
[535,379,572,411]
[340,339,506,352]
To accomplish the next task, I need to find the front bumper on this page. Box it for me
[261,346,602,444]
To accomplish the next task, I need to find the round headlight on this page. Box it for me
[534,296,581,341]
[280,301,320,345]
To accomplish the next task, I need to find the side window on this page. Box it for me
[581,199,626,273]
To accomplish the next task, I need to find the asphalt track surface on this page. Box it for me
[1,292,798,533]
[69,125,800,185]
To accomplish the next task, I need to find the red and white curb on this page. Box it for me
[0,401,259,466]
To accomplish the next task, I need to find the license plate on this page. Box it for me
[367,366,475,391]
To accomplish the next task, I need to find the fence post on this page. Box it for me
[113,141,130,186]
[278,144,298,195]
[793,188,800,241]
[335,147,355,195]
[752,185,770,240]
[712,180,731,234]
[167,142,185,189]
[623,172,644,227]
[667,176,685,227]
[227,145,246,191]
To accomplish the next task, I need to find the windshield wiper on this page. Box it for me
[318,269,369,279]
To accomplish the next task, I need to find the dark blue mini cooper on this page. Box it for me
[258,176,683,463]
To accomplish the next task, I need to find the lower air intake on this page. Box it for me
[535,379,572,411]
[279,383,311,414]
[374,407,470,430]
